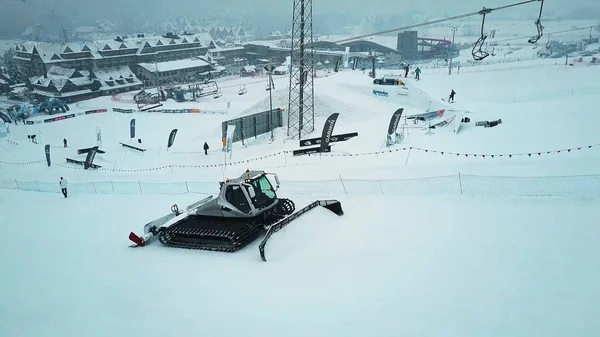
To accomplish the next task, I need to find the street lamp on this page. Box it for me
[449,26,457,75]
[264,63,275,141]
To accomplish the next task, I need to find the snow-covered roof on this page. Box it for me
[138,58,211,73]
[14,33,213,63]
[242,65,257,72]
[94,66,142,91]
[29,65,95,92]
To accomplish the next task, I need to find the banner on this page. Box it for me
[130,119,136,139]
[85,109,107,115]
[320,113,339,152]
[113,108,134,113]
[44,113,76,123]
[386,108,404,146]
[334,57,341,72]
[95,126,102,147]
[167,129,178,149]
[387,108,404,136]
[44,144,51,167]
[226,124,236,153]
[83,146,99,170]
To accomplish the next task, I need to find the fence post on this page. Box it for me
[185,182,190,194]
[111,181,115,194]
[14,179,18,191]
[339,174,347,194]
[36,181,40,191]
[138,181,143,194]
[92,182,97,194]
[458,172,463,195]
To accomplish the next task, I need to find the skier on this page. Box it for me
[59,177,68,198]
[63,138,67,148]
[404,64,410,78]
[415,67,421,80]
[203,142,209,155]
[449,89,456,103]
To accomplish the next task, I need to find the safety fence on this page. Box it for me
[1,142,599,171]
[2,173,600,197]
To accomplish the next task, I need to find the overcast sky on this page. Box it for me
[0,0,598,36]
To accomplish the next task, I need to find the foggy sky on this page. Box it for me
[0,0,598,37]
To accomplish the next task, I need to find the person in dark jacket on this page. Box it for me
[203,142,209,155]
[449,89,456,103]
[63,138,67,148]
[414,67,421,80]
[404,64,410,78]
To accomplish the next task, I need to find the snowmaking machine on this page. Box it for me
[128,169,344,261]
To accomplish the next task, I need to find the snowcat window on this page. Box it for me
[225,185,251,213]
[258,177,276,198]
[248,176,276,208]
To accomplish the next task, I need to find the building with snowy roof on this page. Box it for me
[28,65,143,102]
[135,57,223,86]
[12,32,218,78]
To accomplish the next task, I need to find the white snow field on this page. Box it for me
[1,55,600,337]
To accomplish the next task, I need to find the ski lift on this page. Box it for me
[238,84,247,95]
[213,89,223,99]
[472,7,492,61]
[528,0,545,44]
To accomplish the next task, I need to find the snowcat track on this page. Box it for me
[157,198,296,252]
[259,200,344,262]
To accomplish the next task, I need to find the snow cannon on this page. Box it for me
[128,169,344,261]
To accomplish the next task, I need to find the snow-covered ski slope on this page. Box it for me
[1,53,600,337]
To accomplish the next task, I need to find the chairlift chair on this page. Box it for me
[213,89,223,99]
[472,8,492,61]
[528,0,545,44]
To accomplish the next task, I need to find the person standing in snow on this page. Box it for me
[404,64,410,78]
[415,67,421,80]
[63,138,67,148]
[449,89,456,103]
[59,177,68,198]
[203,142,209,155]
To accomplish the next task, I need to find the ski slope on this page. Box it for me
[1,55,600,337]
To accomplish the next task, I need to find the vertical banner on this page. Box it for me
[386,108,404,146]
[95,126,102,147]
[387,108,404,136]
[225,124,236,154]
[334,57,341,72]
[44,144,51,167]
[130,119,136,139]
[83,146,99,170]
[320,113,340,152]
[167,129,178,149]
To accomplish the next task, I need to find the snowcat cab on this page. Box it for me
[128,169,344,261]
[195,170,284,218]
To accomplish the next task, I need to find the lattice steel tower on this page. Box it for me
[287,0,315,140]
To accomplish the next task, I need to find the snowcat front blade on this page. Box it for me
[258,200,344,262]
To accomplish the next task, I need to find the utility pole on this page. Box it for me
[265,63,275,141]
[449,26,457,75]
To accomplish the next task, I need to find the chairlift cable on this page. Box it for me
[333,0,542,44]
